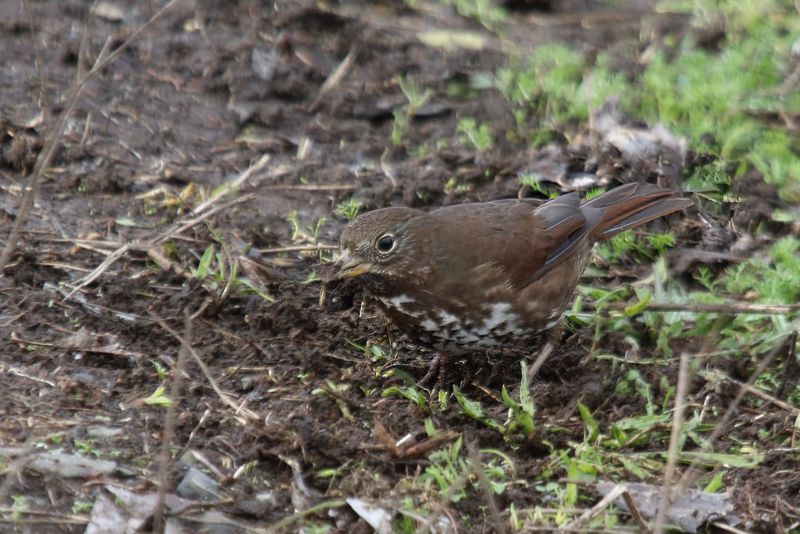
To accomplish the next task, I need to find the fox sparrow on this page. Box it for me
[332,183,692,354]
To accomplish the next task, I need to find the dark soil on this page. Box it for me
[1,0,797,532]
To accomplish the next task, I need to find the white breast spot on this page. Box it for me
[439,311,460,326]
[482,302,521,336]
[484,303,513,329]
[420,318,439,332]
[390,294,414,308]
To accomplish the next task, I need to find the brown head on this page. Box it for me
[333,207,428,292]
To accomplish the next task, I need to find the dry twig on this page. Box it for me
[602,301,800,315]
[621,491,651,533]
[9,331,146,360]
[468,444,506,534]
[565,484,628,530]
[308,46,357,112]
[261,183,356,191]
[719,373,800,416]
[153,311,192,533]
[654,352,691,534]
[259,244,338,254]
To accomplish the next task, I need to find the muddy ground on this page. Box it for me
[1,0,798,532]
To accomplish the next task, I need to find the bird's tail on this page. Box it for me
[583,182,693,241]
[527,183,692,283]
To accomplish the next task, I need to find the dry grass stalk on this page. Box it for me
[152,311,192,533]
[653,352,691,534]
[565,484,628,530]
[603,301,800,315]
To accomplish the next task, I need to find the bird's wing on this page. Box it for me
[420,197,587,291]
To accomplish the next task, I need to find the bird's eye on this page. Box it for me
[376,234,396,254]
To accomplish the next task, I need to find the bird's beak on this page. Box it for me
[331,250,372,280]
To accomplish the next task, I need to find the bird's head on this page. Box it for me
[332,207,425,288]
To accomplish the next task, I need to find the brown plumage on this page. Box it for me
[333,183,692,354]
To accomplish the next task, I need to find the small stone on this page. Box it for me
[237,491,279,517]
[239,376,255,392]
[176,467,220,502]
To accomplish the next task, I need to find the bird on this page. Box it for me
[331,182,692,360]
